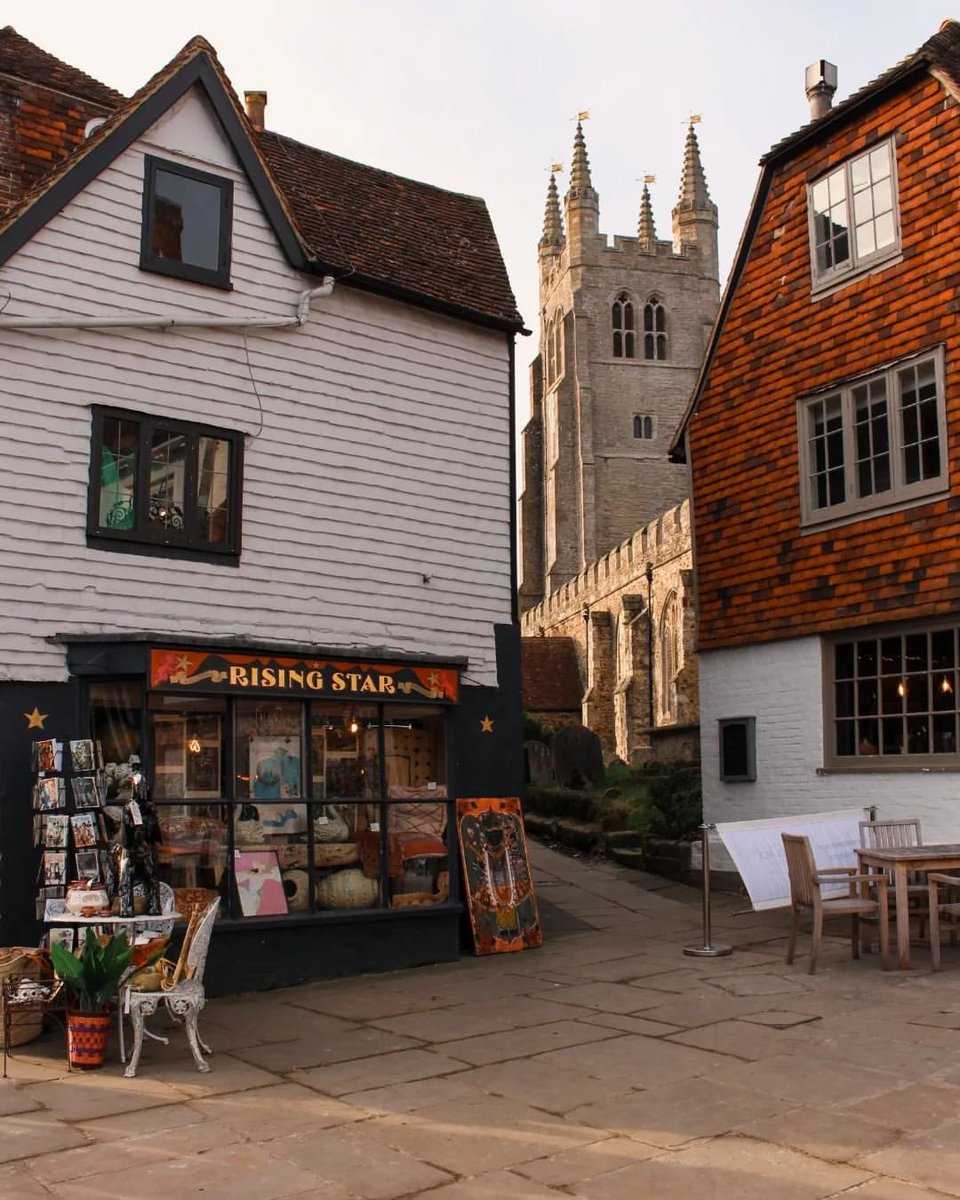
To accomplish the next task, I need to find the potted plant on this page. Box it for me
[49,929,133,1069]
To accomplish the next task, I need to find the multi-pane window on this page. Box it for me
[808,139,899,289]
[643,299,667,360]
[633,414,654,440]
[88,407,243,558]
[798,348,946,525]
[827,626,960,767]
[140,156,233,289]
[612,293,635,358]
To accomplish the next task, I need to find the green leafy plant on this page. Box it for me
[50,929,133,1012]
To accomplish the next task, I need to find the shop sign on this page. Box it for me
[150,648,459,703]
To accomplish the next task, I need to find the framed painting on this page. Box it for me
[456,798,542,955]
[234,850,288,917]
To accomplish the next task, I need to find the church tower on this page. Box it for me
[519,121,720,612]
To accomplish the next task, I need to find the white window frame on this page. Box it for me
[807,138,901,293]
[797,347,947,527]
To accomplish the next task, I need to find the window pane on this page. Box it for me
[152,169,223,271]
[808,396,845,510]
[235,701,303,801]
[856,221,876,258]
[932,630,955,671]
[149,429,186,534]
[156,805,227,895]
[869,145,891,180]
[835,643,855,679]
[623,303,634,331]
[907,717,929,754]
[857,719,879,754]
[835,680,855,718]
[879,637,901,676]
[99,417,138,530]
[905,634,928,674]
[933,673,956,712]
[836,720,856,756]
[857,640,878,677]
[151,705,224,799]
[383,708,446,798]
[880,676,903,715]
[857,680,878,716]
[881,716,904,754]
[311,703,380,800]
[386,800,448,907]
[196,436,231,544]
[89,681,142,796]
[853,380,890,498]
[933,714,957,753]
[850,153,871,192]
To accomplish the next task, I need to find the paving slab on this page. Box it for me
[0,1110,89,1164]
[294,1047,466,1096]
[737,1105,899,1163]
[514,1136,659,1186]
[416,1168,568,1198]
[440,1019,619,1066]
[855,1120,960,1197]
[231,1025,422,1073]
[187,1081,366,1139]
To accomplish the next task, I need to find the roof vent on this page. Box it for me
[805,60,837,120]
[83,117,107,139]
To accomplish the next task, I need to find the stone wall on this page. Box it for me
[521,499,697,764]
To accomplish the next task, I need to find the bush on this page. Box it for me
[523,713,553,745]
[644,762,702,841]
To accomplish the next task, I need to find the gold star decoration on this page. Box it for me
[175,655,193,673]
[24,707,48,730]
[480,715,495,733]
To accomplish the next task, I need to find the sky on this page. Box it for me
[3,0,954,422]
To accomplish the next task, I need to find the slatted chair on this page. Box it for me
[927,873,960,970]
[121,896,220,1077]
[859,819,928,937]
[782,833,889,974]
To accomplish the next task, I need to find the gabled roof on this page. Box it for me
[259,131,522,331]
[0,25,122,107]
[670,19,960,460]
[521,637,583,712]
[0,31,523,333]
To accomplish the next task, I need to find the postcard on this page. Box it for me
[34,739,62,773]
[70,812,99,849]
[48,927,74,953]
[69,739,95,772]
[42,852,66,886]
[35,777,65,811]
[71,775,100,809]
[41,814,69,850]
[74,849,101,880]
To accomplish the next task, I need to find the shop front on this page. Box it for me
[1,631,529,995]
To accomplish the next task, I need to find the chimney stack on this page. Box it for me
[805,61,837,120]
[244,90,267,132]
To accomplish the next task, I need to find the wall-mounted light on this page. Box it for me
[897,680,907,698]
[942,676,954,696]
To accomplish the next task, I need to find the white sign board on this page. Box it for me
[715,808,869,911]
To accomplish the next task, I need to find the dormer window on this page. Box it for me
[140,156,233,289]
[612,293,635,358]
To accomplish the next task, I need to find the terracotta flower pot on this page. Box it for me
[66,1008,112,1069]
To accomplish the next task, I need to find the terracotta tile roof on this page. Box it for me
[0,30,522,332]
[0,26,122,107]
[521,637,583,712]
[258,131,521,329]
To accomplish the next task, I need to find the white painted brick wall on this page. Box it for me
[701,637,960,867]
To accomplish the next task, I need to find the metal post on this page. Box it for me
[683,823,733,957]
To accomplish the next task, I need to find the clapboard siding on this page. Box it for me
[0,88,513,684]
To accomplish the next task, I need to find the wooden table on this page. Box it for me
[857,843,960,970]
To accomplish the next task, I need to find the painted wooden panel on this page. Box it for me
[0,87,513,684]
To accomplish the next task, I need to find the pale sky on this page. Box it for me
[3,1,953,421]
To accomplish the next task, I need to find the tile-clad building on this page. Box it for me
[673,21,960,841]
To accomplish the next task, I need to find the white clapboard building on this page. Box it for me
[0,29,525,989]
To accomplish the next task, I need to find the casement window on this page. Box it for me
[808,139,900,291]
[140,156,233,288]
[798,348,947,526]
[88,407,243,560]
[633,414,654,440]
[643,299,667,360]
[719,717,756,782]
[612,293,635,358]
[825,624,960,768]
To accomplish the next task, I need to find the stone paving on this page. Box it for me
[3,843,960,1198]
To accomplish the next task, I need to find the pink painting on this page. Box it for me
[234,851,288,917]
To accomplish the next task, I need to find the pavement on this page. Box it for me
[3,843,960,1199]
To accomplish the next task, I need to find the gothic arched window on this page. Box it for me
[658,591,679,722]
[644,298,667,360]
[612,292,635,358]
[552,314,563,380]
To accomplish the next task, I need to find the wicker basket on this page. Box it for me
[315,869,379,910]
[313,842,359,868]
[0,948,48,1048]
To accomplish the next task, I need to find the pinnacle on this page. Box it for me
[675,121,716,215]
[638,183,656,249]
[567,121,597,202]
[540,172,564,249]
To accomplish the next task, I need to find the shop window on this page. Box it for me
[88,406,243,560]
[719,717,756,782]
[612,292,635,358]
[140,156,233,288]
[825,622,960,769]
[90,681,143,800]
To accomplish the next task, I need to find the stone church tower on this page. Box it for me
[519,121,720,611]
